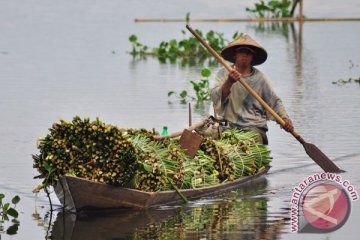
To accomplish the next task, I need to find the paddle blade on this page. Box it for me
[302,142,344,173]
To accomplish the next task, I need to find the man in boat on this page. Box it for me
[210,35,294,144]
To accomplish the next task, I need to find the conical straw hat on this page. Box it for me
[221,35,267,66]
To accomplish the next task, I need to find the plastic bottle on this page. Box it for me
[161,126,168,136]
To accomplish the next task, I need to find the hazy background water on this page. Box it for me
[1,0,360,239]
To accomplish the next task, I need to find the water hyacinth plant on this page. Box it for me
[33,116,139,188]
[129,29,227,65]
[168,68,211,103]
[129,14,243,65]
[0,193,20,235]
[246,0,292,18]
[129,34,149,58]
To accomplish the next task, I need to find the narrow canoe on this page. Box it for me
[54,166,270,212]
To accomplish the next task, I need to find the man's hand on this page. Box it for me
[227,67,242,83]
[222,67,242,102]
[282,118,294,133]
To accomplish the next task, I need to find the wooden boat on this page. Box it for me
[54,166,270,212]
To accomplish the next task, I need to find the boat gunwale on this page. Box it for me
[59,165,270,195]
[55,165,270,211]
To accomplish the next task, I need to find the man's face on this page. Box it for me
[234,49,254,67]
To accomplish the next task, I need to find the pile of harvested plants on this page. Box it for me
[33,116,271,192]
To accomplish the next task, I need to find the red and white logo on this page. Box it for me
[290,173,357,233]
[301,182,351,232]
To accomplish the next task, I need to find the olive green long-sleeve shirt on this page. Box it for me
[210,67,289,131]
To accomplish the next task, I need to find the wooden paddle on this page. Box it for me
[186,25,343,173]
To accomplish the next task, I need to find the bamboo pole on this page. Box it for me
[290,0,299,17]
[298,19,303,65]
[299,0,304,22]
[188,103,192,127]
[135,17,360,23]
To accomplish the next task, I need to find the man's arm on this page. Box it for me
[221,77,236,102]
[221,68,242,102]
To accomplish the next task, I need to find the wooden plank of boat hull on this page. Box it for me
[56,177,189,210]
[58,177,154,210]
[54,177,77,212]
[55,166,270,211]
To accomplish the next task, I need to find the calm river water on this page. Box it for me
[1,1,360,239]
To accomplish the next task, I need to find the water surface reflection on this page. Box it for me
[50,178,289,239]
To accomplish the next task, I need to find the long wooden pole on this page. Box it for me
[299,0,304,22]
[290,0,299,17]
[188,103,192,127]
[135,17,360,22]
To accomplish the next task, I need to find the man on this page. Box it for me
[211,35,294,144]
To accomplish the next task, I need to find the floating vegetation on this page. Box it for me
[129,34,149,58]
[128,14,243,66]
[33,117,271,192]
[168,68,211,103]
[0,193,20,235]
[246,0,292,18]
[332,77,360,86]
[129,30,229,65]
[332,60,360,86]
